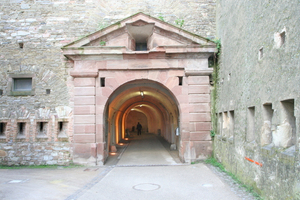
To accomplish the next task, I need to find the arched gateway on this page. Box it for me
[62,13,217,165]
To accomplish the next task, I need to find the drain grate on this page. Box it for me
[133,183,161,191]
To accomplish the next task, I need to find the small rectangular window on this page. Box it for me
[262,103,273,146]
[37,122,48,137]
[278,99,296,148]
[9,74,35,96]
[178,76,183,86]
[58,121,68,138]
[14,78,32,91]
[100,77,105,87]
[247,107,255,142]
[229,110,234,138]
[0,122,6,137]
[135,43,147,51]
[17,122,26,137]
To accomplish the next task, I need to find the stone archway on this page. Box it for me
[104,79,180,158]
[63,13,217,166]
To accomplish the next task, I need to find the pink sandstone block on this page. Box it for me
[75,87,95,96]
[165,76,177,89]
[74,96,95,105]
[135,71,149,79]
[74,78,95,87]
[189,94,210,103]
[168,70,184,77]
[74,115,96,124]
[74,124,96,134]
[190,131,211,141]
[96,124,104,143]
[96,96,108,106]
[181,130,190,141]
[114,71,132,86]
[105,77,120,89]
[148,70,160,80]
[188,76,209,85]
[180,113,190,123]
[96,142,104,154]
[188,103,210,113]
[101,87,113,98]
[195,122,211,131]
[73,143,93,158]
[189,122,211,131]
[176,94,189,104]
[96,106,104,115]
[158,71,168,84]
[73,134,96,143]
[190,113,211,122]
[96,114,103,124]
[180,122,190,132]
[91,143,97,158]
[74,106,96,115]
[188,85,210,94]
[171,85,182,97]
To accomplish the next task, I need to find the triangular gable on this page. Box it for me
[63,12,215,51]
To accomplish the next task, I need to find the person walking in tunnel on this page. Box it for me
[137,122,142,135]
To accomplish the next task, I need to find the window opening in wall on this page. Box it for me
[19,42,24,49]
[222,112,229,137]
[0,123,6,137]
[0,89,2,95]
[218,112,222,135]
[18,122,26,136]
[58,121,68,137]
[247,107,255,142]
[274,28,286,48]
[37,122,47,136]
[46,89,51,94]
[13,78,32,91]
[135,43,147,51]
[208,55,215,68]
[100,77,105,87]
[261,103,273,146]
[229,110,235,138]
[259,47,263,60]
[280,31,286,46]
[178,76,183,86]
[276,99,296,148]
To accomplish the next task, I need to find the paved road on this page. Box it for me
[0,133,256,200]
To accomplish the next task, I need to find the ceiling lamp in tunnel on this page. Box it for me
[140,91,144,98]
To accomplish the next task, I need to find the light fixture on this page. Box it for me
[140,91,144,98]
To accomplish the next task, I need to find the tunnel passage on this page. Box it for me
[104,79,180,156]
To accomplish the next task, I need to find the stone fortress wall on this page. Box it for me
[0,0,216,165]
[215,1,300,199]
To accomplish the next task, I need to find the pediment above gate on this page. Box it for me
[62,12,217,61]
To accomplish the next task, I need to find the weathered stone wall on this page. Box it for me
[0,142,72,165]
[215,1,300,199]
[0,0,216,165]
